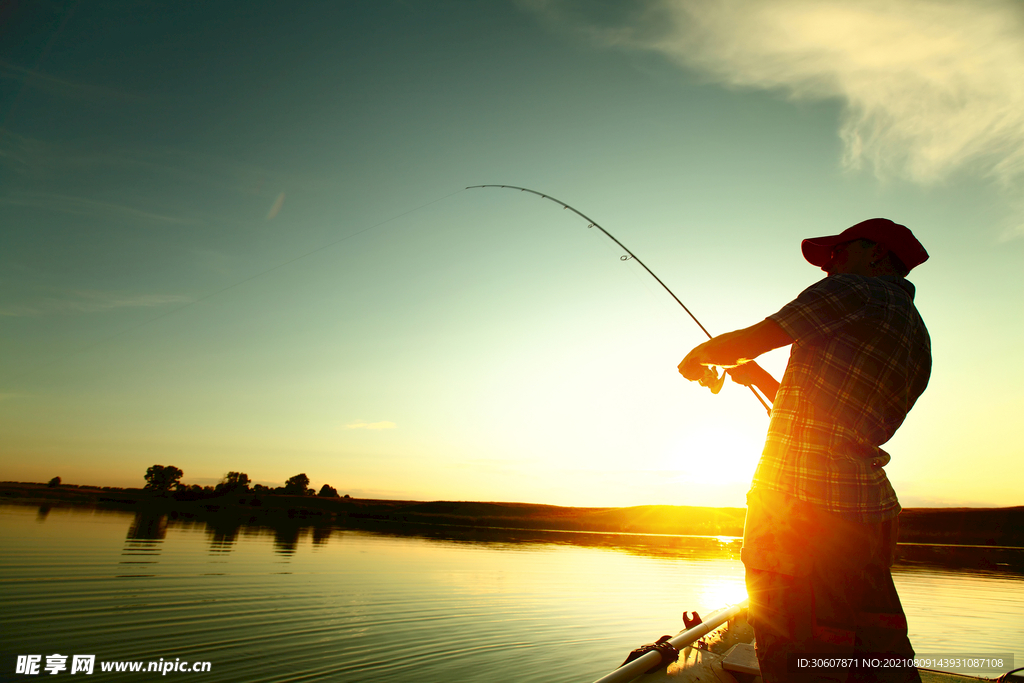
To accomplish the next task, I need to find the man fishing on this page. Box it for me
[679,218,931,683]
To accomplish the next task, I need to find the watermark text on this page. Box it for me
[15,654,211,675]
[789,653,1014,674]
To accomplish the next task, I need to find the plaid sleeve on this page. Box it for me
[768,275,872,344]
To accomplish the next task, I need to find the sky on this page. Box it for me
[2,0,1022,509]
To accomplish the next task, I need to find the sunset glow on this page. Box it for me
[1,1,1022,510]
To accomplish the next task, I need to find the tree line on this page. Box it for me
[143,465,345,499]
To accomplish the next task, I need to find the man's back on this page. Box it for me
[754,273,931,522]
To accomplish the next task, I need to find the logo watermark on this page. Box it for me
[15,655,211,675]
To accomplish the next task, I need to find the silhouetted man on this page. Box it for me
[679,219,931,683]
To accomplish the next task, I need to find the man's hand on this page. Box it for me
[727,361,780,403]
[678,341,715,382]
[726,361,768,387]
[677,320,792,399]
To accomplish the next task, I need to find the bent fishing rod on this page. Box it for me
[467,184,771,416]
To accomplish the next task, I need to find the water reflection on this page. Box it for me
[205,516,242,554]
[12,501,1024,573]
[126,511,168,540]
[3,502,1022,683]
[272,521,303,556]
[312,525,334,547]
[118,511,167,577]
[895,543,1024,573]
[85,506,1020,573]
[318,518,746,560]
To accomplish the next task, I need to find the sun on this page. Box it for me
[669,423,764,487]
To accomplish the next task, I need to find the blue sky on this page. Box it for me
[2,0,1022,508]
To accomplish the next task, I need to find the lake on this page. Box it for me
[1,504,1021,681]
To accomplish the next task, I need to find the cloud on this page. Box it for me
[266,192,285,220]
[343,420,398,430]
[524,0,1024,219]
[0,192,192,224]
[0,128,43,171]
[0,289,191,317]
[0,127,288,200]
[0,59,143,103]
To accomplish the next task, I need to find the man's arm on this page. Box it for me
[678,319,793,402]
[726,361,781,403]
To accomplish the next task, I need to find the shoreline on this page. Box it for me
[3,481,1022,548]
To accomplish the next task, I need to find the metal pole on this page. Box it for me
[588,601,747,683]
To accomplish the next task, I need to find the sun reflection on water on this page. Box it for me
[3,504,1022,683]
[697,571,749,612]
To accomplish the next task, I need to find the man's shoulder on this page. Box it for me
[773,274,922,340]
[801,274,915,301]
[877,275,917,300]
[791,274,870,305]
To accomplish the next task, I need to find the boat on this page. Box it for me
[588,602,1022,683]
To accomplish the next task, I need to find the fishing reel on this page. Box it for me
[698,366,726,394]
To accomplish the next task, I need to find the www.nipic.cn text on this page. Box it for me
[15,655,212,675]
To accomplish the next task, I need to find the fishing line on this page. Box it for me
[2,188,467,384]
[468,184,771,415]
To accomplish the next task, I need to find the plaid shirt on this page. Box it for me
[752,274,931,523]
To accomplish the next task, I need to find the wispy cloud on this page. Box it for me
[343,421,398,430]
[0,192,192,224]
[0,289,191,317]
[0,128,45,171]
[0,128,287,199]
[266,192,286,220]
[523,0,1024,228]
[0,59,144,103]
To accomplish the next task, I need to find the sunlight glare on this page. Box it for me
[670,424,763,487]
[697,567,749,612]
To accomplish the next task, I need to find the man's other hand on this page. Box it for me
[727,361,780,403]
[727,361,767,386]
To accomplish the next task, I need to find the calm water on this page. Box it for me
[1,504,1021,682]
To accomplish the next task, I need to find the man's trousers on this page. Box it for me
[742,488,920,683]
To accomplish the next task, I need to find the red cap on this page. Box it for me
[801,218,929,271]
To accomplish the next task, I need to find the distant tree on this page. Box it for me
[228,472,250,487]
[283,473,310,495]
[218,471,250,492]
[318,484,339,498]
[47,477,61,488]
[306,487,316,496]
[252,484,269,493]
[172,483,208,501]
[144,465,183,492]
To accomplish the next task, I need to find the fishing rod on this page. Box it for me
[467,184,771,416]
